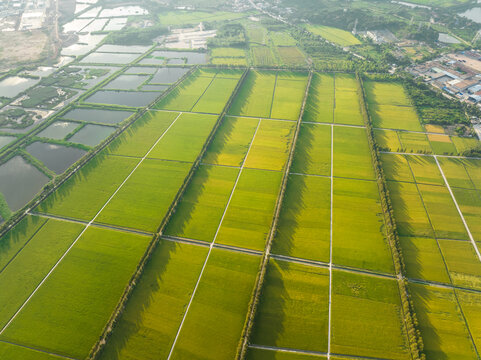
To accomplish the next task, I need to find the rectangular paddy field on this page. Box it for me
[302,73,334,123]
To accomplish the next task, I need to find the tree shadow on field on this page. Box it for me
[229,71,256,116]
[204,116,237,166]
[163,165,210,239]
[271,174,307,259]
[249,259,289,357]
[98,239,178,360]
[105,112,151,155]
[292,123,317,175]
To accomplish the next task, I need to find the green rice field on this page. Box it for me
[302,73,334,123]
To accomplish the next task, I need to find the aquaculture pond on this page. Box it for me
[63,108,134,125]
[124,67,158,75]
[69,124,116,147]
[37,121,80,140]
[80,52,140,65]
[150,67,190,84]
[97,44,151,53]
[0,156,50,211]
[0,135,16,151]
[26,142,87,174]
[0,76,39,98]
[85,91,159,107]
[104,75,149,90]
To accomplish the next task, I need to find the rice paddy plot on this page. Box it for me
[399,237,451,284]
[98,241,208,360]
[0,227,150,359]
[457,290,481,352]
[203,117,259,167]
[169,249,260,360]
[398,132,432,154]
[68,124,116,147]
[277,47,307,66]
[387,181,434,237]
[380,153,414,182]
[251,260,329,352]
[228,70,277,119]
[425,124,445,133]
[216,169,283,251]
[270,76,308,120]
[306,25,361,47]
[85,90,159,108]
[246,349,319,360]
[418,184,468,240]
[0,342,59,360]
[62,108,134,125]
[291,123,331,176]
[370,104,422,132]
[302,73,334,124]
[273,175,330,262]
[406,155,443,185]
[428,134,457,155]
[96,160,191,232]
[106,110,178,157]
[438,158,475,189]
[165,165,239,242]
[451,188,481,244]
[439,239,481,291]
[409,283,478,360]
[374,129,402,152]
[0,215,47,270]
[197,68,244,79]
[463,159,481,189]
[252,46,276,67]
[148,113,217,162]
[244,120,295,172]
[333,126,375,180]
[452,136,480,154]
[154,73,214,112]
[331,271,410,360]
[334,74,363,126]
[333,178,394,274]
[37,154,138,221]
[0,219,84,328]
[364,81,412,107]
[192,77,240,114]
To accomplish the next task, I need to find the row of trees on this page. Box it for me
[357,74,426,360]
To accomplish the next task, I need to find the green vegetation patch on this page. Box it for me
[333,178,394,274]
[1,227,150,359]
[158,10,247,26]
[149,113,217,162]
[96,160,192,232]
[170,249,260,360]
[438,158,475,189]
[333,126,375,180]
[99,241,208,360]
[451,188,481,244]
[380,154,414,183]
[38,154,138,221]
[457,290,481,353]
[334,74,363,126]
[464,159,481,189]
[270,76,308,120]
[192,77,240,114]
[398,132,432,154]
[374,129,402,152]
[0,219,84,328]
[409,283,478,360]
[252,46,277,67]
[387,181,434,238]
[370,104,422,132]
[0,342,59,360]
[203,117,259,167]
[107,110,178,157]
[0,215,47,270]
[291,123,331,176]
[273,175,330,262]
[211,47,246,58]
[400,237,450,284]
[428,134,457,155]
[216,169,283,251]
[244,120,295,172]
[306,25,361,47]
[365,81,412,107]
[247,349,319,360]
[406,155,443,186]
[165,165,239,242]
[439,239,481,291]
[303,73,334,124]
[418,184,468,240]
[154,73,213,112]
[331,271,410,359]
[452,136,480,155]
[228,71,276,118]
[277,47,307,67]
[251,260,329,351]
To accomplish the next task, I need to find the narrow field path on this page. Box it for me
[0,339,77,360]
[0,113,183,335]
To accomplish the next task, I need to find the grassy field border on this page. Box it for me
[237,71,313,360]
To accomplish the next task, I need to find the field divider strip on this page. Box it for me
[88,68,250,359]
[0,112,183,336]
[249,344,327,357]
[434,156,481,261]
[166,116,263,360]
[327,123,334,359]
[189,72,218,112]
[268,71,279,119]
[381,151,481,161]
[237,71,313,359]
